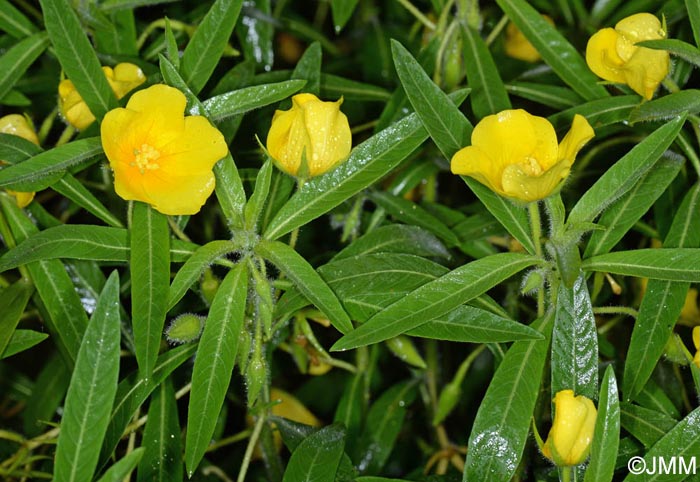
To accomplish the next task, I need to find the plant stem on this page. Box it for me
[236,413,266,482]
[396,0,436,31]
[528,202,545,317]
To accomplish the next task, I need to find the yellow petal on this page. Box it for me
[615,13,665,42]
[158,115,228,176]
[472,110,539,173]
[693,326,700,350]
[58,79,96,130]
[557,114,595,167]
[528,113,558,170]
[622,48,669,99]
[123,84,187,131]
[144,170,216,215]
[302,98,351,175]
[7,190,35,208]
[544,390,597,466]
[586,28,627,84]
[109,63,146,99]
[451,145,506,196]
[0,114,39,145]
[266,107,308,176]
[501,157,571,202]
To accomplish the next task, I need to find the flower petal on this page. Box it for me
[586,28,627,84]
[528,113,558,170]
[557,114,594,167]
[501,157,571,202]
[615,13,665,42]
[124,84,186,131]
[158,115,228,176]
[471,110,538,175]
[302,98,350,175]
[144,170,216,215]
[623,48,669,99]
[451,145,506,196]
[266,107,309,176]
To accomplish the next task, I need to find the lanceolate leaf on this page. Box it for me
[180,0,244,94]
[214,153,247,230]
[391,39,472,159]
[185,262,247,475]
[52,174,124,228]
[568,116,685,226]
[97,448,145,482]
[0,32,49,102]
[256,239,353,334]
[131,202,170,377]
[465,314,553,482]
[332,253,539,351]
[630,89,700,123]
[582,249,700,282]
[552,273,599,400]
[39,0,118,120]
[263,90,470,240]
[204,80,307,122]
[0,0,38,38]
[282,424,346,482]
[584,366,620,482]
[0,279,34,356]
[54,271,121,482]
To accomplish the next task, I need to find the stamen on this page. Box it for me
[130,143,161,174]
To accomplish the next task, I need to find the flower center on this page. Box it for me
[520,156,543,176]
[131,143,161,174]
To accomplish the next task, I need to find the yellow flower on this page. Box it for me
[542,390,597,466]
[451,110,594,202]
[59,63,146,130]
[504,15,554,62]
[586,13,670,100]
[266,93,352,178]
[693,326,700,369]
[100,84,227,215]
[680,288,700,326]
[0,114,40,208]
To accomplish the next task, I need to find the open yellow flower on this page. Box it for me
[542,390,597,466]
[586,13,669,100]
[100,84,228,215]
[504,15,554,62]
[266,93,351,178]
[0,114,40,208]
[451,109,594,202]
[59,63,146,130]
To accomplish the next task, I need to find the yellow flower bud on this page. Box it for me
[266,93,352,178]
[693,326,700,369]
[542,390,597,466]
[586,13,669,100]
[451,109,594,202]
[0,114,40,207]
[59,62,146,130]
[504,15,554,63]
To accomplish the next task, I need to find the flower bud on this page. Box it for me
[266,93,351,178]
[693,326,700,370]
[542,390,597,466]
[164,313,205,344]
[0,114,39,207]
[504,15,554,62]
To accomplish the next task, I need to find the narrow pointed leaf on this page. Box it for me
[630,89,700,123]
[54,271,121,482]
[244,159,273,230]
[465,314,553,482]
[569,116,685,225]
[214,153,247,230]
[334,224,449,260]
[582,249,700,282]
[0,280,34,355]
[256,239,353,334]
[585,366,620,482]
[40,0,118,120]
[282,424,346,482]
[291,42,321,95]
[204,80,307,122]
[0,0,38,38]
[548,95,640,131]
[331,0,359,32]
[96,448,145,482]
[53,174,124,228]
[0,32,49,101]
[180,0,244,94]
[1,329,48,358]
[185,262,247,474]
[131,202,170,377]
[332,253,539,351]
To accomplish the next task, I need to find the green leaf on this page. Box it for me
[334,374,364,455]
[495,0,608,100]
[622,184,700,399]
[635,380,681,419]
[100,345,197,466]
[637,39,700,69]
[131,202,170,377]
[356,381,417,474]
[0,137,104,191]
[99,0,178,11]
[0,132,42,163]
[331,0,359,32]
[334,224,450,260]
[331,253,539,351]
[584,366,620,482]
[630,90,700,123]
[23,352,70,435]
[0,279,33,355]
[582,248,700,282]
[0,197,88,365]
[688,0,700,48]
[138,379,182,482]
[2,329,48,359]
[462,177,536,255]
[52,174,124,228]
[185,262,247,475]
[584,156,683,258]
[548,95,639,131]
[263,90,468,240]
[321,73,391,102]
[204,80,306,123]
[621,407,700,482]
[256,239,353,334]
[464,314,553,482]
[620,403,677,448]
[159,54,206,115]
[0,0,38,38]
[0,32,49,101]
[244,159,273,231]
[391,40,472,159]
[236,0,273,71]
[96,448,145,482]
[164,17,180,70]
[40,0,118,120]
[282,424,346,482]
[54,271,121,482]
[291,42,321,96]
[180,0,244,94]
[368,192,459,246]
[506,82,583,110]
[168,240,239,310]
[568,115,686,226]
[214,153,247,230]
[552,273,598,400]
[461,25,511,118]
